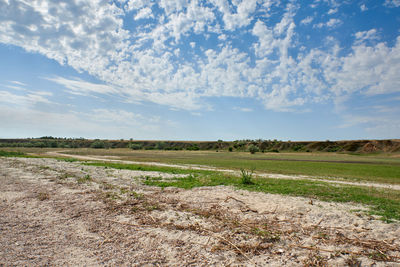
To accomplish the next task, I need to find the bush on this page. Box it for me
[155,142,166,150]
[293,144,304,151]
[248,144,259,154]
[91,140,105,149]
[129,143,143,150]
[228,147,233,152]
[187,144,200,151]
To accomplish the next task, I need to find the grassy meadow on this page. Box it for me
[18,147,400,184]
[2,147,400,221]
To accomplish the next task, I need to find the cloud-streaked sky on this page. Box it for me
[1,0,399,141]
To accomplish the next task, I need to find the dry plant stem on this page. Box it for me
[204,229,254,264]
[292,245,400,262]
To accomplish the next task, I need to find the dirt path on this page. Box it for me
[46,151,400,191]
[1,157,400,266]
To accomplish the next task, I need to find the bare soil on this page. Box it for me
[1,157,399,266]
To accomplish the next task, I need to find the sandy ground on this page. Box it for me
[1,156,400,266]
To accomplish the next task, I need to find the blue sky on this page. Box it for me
[0,0,399,141]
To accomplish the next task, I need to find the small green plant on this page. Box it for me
[252,228,280,242]
[240,168,255,185]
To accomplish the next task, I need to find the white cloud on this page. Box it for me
[328,8,338,14]
[125,0,153,11]
[233,107,253,112]
[329,37,400,96]
[9,80,27,86]
[300,16,313,25]
[0,0,398,117]
[384,0,400,7]
[354,29,379,45]
[314,18,342,29]
[326,18,341,28]
[339,114,400,138]
[0,90,53,106]
[360,4,368,11]
[210,0,258,31]
[0,103,173,139]
[45,76,119,96]
[134,7,153,20]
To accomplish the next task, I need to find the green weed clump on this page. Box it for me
[240,168,254,185]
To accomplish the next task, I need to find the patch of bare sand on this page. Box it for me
[1,157,399,266]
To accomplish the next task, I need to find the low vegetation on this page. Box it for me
[143,169,400,222]
[0,150,27,157]
[1,137,400,153]
[2,147,399,222]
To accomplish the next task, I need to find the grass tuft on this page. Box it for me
[77,174,92,184]
[240,168,255,185]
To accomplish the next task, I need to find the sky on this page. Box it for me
[0,0,400,141]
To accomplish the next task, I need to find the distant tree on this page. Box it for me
[129,143,143,150]
[187,144,200,151]
[91,140,105,149]
[248,144,259,154]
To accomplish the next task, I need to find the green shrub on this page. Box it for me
[293,144,304,151]
[91,140,105,149]
[187,144,200,151]
[129,143,143,150]
[248,144,259,154]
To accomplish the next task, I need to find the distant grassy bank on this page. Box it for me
[1,137,400,153]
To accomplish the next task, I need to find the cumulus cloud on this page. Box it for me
[333,38,400,96]
[0,0,398,118]
[134,7,153,20]
[354,29,379,45]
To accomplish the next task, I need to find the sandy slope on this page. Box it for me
[1,157,399,266]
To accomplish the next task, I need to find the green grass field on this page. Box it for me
[35,148,400,184]
[2,148,400,222]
